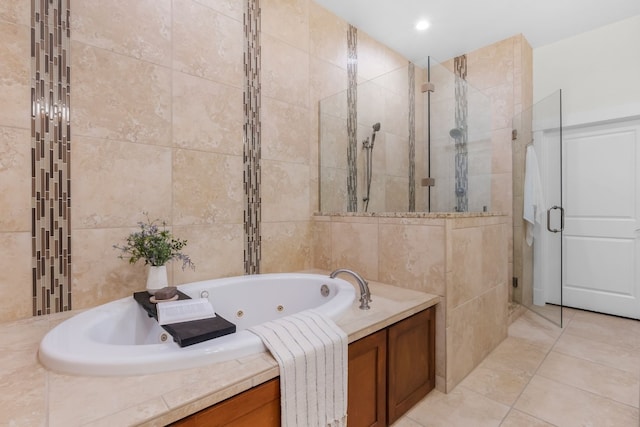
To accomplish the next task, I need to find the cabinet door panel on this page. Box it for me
[170,378,280,427]
[348,329,387,427]
[387,307,435,424]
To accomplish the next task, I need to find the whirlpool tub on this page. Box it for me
[38,273,356,376]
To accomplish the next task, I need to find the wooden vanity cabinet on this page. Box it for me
[348,306,436,427]
[170,378,280,427]
[387,306,436,424]
[347,329,387,426]
[172,306,435,427]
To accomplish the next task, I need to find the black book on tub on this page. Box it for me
[133,291,236,348]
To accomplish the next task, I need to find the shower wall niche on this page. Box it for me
[319,59,492,214]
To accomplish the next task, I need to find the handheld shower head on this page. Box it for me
[370,122,381,149]
[449,127,463,140]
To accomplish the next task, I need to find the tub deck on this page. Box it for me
[1,277,440,427]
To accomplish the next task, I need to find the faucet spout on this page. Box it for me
[329,268,371,310]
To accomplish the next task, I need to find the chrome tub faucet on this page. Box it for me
[329,268,371,310]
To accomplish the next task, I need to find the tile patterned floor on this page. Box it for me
[394,308,640,427]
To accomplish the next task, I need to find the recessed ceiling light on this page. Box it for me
[415,20,430,31]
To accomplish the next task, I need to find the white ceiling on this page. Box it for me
[313,0,640,66]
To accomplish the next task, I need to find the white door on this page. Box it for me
[561,119,640,319]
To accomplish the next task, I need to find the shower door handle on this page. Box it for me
[546,205,564,233]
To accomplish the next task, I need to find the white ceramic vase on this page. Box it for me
[146,265,168,295]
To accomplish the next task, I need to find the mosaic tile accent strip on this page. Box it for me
[408,63,416,212]
[243,0,262,274]
[346,25,358,212]
[453,54,468,212]
[31,0,72,316]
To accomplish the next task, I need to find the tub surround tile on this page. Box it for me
[72,137,172,229]
[465,37,515,92]
[172,72,244,155]
[311,220,332,271]
[0,21,29,130]
[261,161,310,222]
[262,97,311,164]
[171,224,245,284]
[0,279,438,427]
[356,30,407,83]
[83,399,170,427]
[72,42,172,145]
[309,1,348,69]
[0,363,47,427]
[378,223,446,295]
[72,0,171,66]
[330,221,379,280]
[195,0,244,22]
[0,0,29,24]
[0,232,31,322]
[72,228,148,309]
[316,213,509,392]
[172,149,244,226]
[261,221,312,273]
[261,0,309,52]
[172,0,243,89]
[309,56,348,111]
[0,127,30,231]
[261,32,310,109]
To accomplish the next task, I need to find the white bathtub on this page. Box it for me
[38,273,356,376]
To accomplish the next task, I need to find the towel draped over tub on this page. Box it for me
[248,309,348,427]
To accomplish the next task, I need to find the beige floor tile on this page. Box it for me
[537,351,639,408]
[514,375,639,427]
[564,310,640,351]
[553,332,640,376]
[459,364,532,406]
[500,409,555,427]
[508,311,562,351]
[404,386,509,427]
[391,416,424,426]
[481,336,548,375]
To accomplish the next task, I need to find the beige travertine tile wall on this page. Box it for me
[0,3,531,366]
[465,35,533,302]
[313,213,509,392]
[436,35,533,301]
[0,0,373,322]
[319,27,426,213]
[0,1,32,321]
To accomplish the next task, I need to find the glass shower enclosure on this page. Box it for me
[512,90,564,327]
[318,57,492,214]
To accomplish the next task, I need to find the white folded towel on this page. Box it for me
[248,310,348,427]
[523,144,546,246]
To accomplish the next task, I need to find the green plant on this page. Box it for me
[114,213,195,270]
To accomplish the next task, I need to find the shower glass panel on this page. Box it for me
[512,90,563,327]
[424,59,492,213]
[319,60,492,214]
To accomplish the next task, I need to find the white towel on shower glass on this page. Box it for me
[523,144,545,246]
[248,310,348,427]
